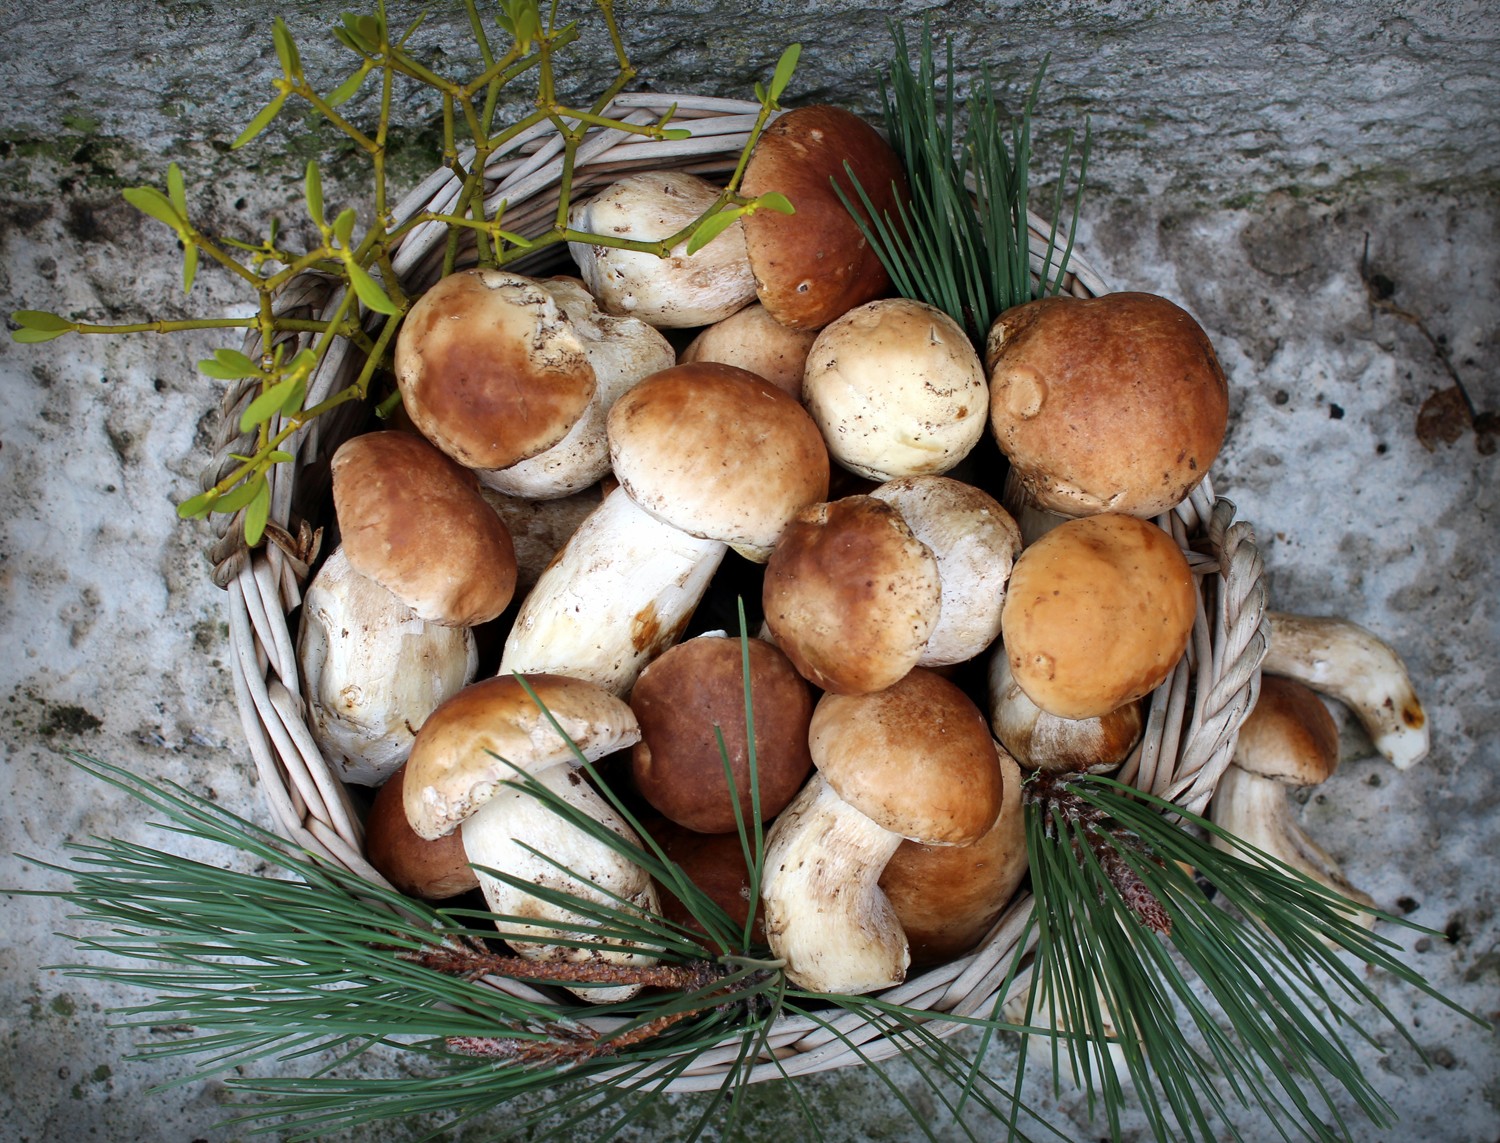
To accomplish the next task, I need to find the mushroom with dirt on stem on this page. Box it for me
[760,668,1005,994]
[1263,611,1428,770]
[402,673,659,1002]
[1209,675,1377,935]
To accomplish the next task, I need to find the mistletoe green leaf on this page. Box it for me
[686,207,745,256]
[332,207,357,249]
[215,474,269,516]
[346,260,401,316]
[305,161,325,226]
[9,310,75,342]
[272,17,301,76]
[197,348,262,381]
[166,162,188,216]
[175,487,218,520]
[243,477,272,544]
[233,92,288,149]
[123,186,183,232]
[239,377,305,433]
[328,63,371,107]
[769,43,802,103]
[750,191,796,215]
[182,243,199,294]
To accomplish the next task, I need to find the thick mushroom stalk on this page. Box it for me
[761,772,909,994]
[1264,611,1429,769]
[1210,676,1376,938]
[462,763,660,1003]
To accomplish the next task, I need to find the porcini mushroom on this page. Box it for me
[629,633,814,834]
[740,104,909,330]
[986,292,1229,519]
[679,302,816,398]
[403,674,659,1001]
[364,761,478,901]
[501,362,828,693]
[999,513,1196,720]
[869,475,1021,667]
[987,650,1143,773]
[879,741,1027,968]
[298,546,479,786]
[803,298,989,481]
[330,430,517,628]
[760,669,1004,993]
[1263,611,1429,769]
[393,269,596,479]
[568,171,758,327]
[1210,676,1377,933]
[762,494,941,695]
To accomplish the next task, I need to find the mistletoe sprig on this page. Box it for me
[9,0,800,546]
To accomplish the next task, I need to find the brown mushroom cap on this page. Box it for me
[1232,675,1340,786]
[986,292,1229,518]
[402,673,640,840]
[331,431,517,627]
[880,743,1027,967]
[364,762,479,901]
[740,105,909,330]
[763,494,942,694]
[607,362,829,560]
[630,635,814,834]
[1000,513,1196,720]
[987,650,1143,773]
[809,668,1003,846]
[394,269,596,473]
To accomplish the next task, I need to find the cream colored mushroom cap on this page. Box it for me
[1000,513,1195,720]
[1232,675,1340,786]
[403,674,640,840]
[804,298,988,481]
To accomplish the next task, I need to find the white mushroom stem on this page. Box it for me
[1210,763,1377,936]
[760,772,909,995]
[1264,611,1429,769]
[298,547,477,786]
[499,486,725,695]
[461,762,661,1003]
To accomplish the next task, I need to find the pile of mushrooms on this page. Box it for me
[293,102,1427,1003]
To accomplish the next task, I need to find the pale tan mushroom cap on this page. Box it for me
[1232,675,1340,786]
[679,302,816,397]
[567,171,758,328]
[394,269,596,473]
[809,668,1003,845]
[763,495,941,695]
[804,298,989,481]
[1000,513,1196,720]
[607,362,829,559]
[986,292,1228,518]
[331,431,517,627]
[741,104,908,330]
[403,673,641,840]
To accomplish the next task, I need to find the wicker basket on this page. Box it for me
[201,94,1269,1088]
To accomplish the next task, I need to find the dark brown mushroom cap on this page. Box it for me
[331,430,517,627]
[394,269,596,473]
[880,743,1027,968]
[647,817,767,946]
[1000,513,1195,720]
[1233,675,1340,786]
[607,361,829,559]
[809,668,1003,846]
[630,635,814,834]
[741,105,909,330]
[762,494,941,694]
[986,292,1229,519]
[364,762,478,901]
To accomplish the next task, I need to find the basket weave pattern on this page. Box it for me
[202,95,1269,1084]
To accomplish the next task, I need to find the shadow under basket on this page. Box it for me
[199,95,1269,1091]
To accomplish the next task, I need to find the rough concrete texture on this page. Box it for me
[2,2,1498,1141]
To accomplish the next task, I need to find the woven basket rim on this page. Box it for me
[204,94,1269,1087]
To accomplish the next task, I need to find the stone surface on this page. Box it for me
[1,3,1497,1142]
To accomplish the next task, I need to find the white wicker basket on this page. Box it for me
[201,93,1269,1087]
